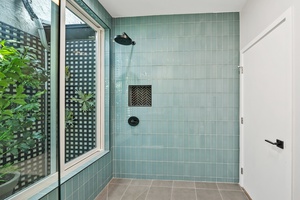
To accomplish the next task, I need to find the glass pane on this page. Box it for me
[0,0,58,198]
[65,8,97,163]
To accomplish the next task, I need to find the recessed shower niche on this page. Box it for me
[128,85,152,107]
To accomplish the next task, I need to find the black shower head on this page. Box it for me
[114,32,136,45]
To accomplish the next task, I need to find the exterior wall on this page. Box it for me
[0,0,51,36]
[112,13,240,183]
[0,0,83,37]
[240,1,300,199]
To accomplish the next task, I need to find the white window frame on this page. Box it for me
[59,0,105,177]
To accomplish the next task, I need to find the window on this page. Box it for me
[60,2,105,176]
[0,0,59,199]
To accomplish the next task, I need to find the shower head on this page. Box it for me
[114,32,136,45]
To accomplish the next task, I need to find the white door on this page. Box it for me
[240,9,293,200]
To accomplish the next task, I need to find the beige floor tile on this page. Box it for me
[121,185,149,200]
[217,183,242,191]
[146,187,172,200]
[110,178,132,185]
[136,190,148,200]
[195,182,218,190]
[107,184,128,200]
[151,180,173,188]
[131,179,153,186]
[196,189,222,200]
[171,188,196,200]
[95,187,107,200]
[220,190,249,200]
[173,181,195,188]
[95,179,250,200]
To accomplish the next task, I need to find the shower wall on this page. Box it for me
[112,13,240,183]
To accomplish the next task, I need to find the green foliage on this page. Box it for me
[65,66,71,81]
[65,67,95,129]
[0,40,47,178]
[65,108,74,127]
[71,90,95,112]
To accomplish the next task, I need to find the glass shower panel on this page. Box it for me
[64,8,97,163]
[0,0,59,199]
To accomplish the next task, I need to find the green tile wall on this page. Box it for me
[112,13,240,183]
[60,153,112,200]
[39,188,58,200]
[39,153,112,200]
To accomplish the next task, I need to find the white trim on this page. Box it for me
[239,8,294,198]
[241,8,292,54]
[239,64,244,186]
[67,0,103,29]
[7,173,59,200]
[60,1,105,177]
[99,24,105,150]
[290,7,296,200]
[59,0,66,177]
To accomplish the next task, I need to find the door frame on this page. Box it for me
[239,7,294,196]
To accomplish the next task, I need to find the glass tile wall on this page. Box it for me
[39,153,112,200]
[112,13,240,183]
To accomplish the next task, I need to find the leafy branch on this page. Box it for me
[71,90,95,112]
[0,40,47,181]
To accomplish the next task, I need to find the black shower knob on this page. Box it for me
[128,116,139,126]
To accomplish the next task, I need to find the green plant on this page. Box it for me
[65,66,71,81]
[65,108,74,127]
[71,90,95,112]
[0,40,47,182]
[0,164,18,183]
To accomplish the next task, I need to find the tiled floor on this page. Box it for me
[95,178,250,200]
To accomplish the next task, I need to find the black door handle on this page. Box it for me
[265,139,284,149]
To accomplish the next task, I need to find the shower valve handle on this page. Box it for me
[265,139,284,149]
[128,116,139,126]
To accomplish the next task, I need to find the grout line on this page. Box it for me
[144,180,153,200]
[217,182,225,200]
[170,180,175,200]
[119,179,133,200]
[134,181,152,200]
[107,178,248,200]
[105,185,108,200]
[94,184,108,200]
[195,181,198,200]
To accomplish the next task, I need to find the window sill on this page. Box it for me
[8,173,59,200]
[60,150,109,184]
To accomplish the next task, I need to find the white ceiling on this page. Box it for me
[98,0,247,18]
